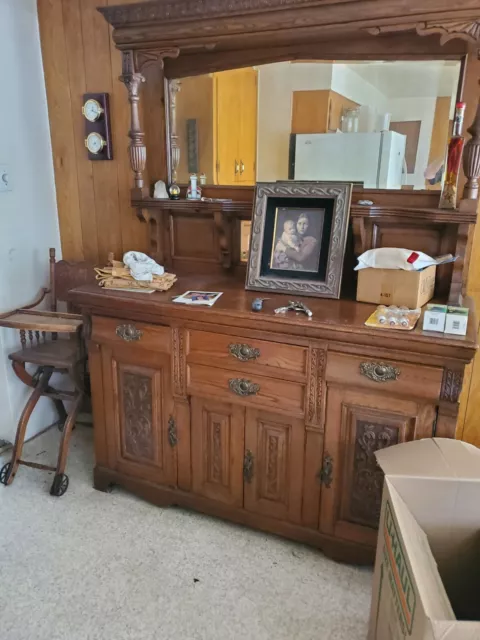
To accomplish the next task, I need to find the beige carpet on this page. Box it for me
[0,426,372,640]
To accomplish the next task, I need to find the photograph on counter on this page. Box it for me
[270,207,325,273]
[246,181,352,299]
[172,291,223,306]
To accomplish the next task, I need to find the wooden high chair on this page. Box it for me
[0,249,95,497]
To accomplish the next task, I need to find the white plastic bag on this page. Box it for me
[354,248,437,272]
[123,251,165,282]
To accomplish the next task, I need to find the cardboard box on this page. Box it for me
[357,265,436,308]
[423,304,448,332]
[368,438,480,640]
[445,306,469,336]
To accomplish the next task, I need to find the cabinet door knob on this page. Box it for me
[229,378,260,397]
[229,343,260,362]
[360,362,400,383]
[235,160,240,175]
[317,453,333,488]
[243,450,254,483]
[116,324,143,342]
[240,160,245,175]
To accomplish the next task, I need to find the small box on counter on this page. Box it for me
[445,306,469,336]
[357,265,436,308]
[368,439,480,640]
[422,304,447,332]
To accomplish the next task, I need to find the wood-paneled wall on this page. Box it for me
[38,0,152,264]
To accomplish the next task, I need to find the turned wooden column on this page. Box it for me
[460,101,480,213]
[169,79,181,184]
[120,51,147,198]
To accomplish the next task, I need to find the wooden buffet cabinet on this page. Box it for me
[71,0,480,563]
[72,280,477,563]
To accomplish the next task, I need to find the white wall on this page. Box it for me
[0,0,61,444]
[331,64,387,113]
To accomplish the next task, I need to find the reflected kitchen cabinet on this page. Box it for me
[215,68,258,186]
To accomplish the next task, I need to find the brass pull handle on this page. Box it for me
[240,160,245,175]
[229,378,260,397]
[116,324,143,342]
[229,343,260,362]
[317,453,333,488]
[243,450,254,483]
[235,160,240,175]
[168,416,178,448]
[360,362,400,383]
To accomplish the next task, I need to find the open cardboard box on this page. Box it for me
[368,438,480,640]
[357,265,436,308]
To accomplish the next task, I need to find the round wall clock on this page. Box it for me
[85,132,107,155]
[82,98,104,122]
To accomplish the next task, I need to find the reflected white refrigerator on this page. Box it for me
[290,131,407,189]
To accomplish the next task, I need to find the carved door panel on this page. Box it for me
[320,387,436,546]
[101,345,176,486]
[244,409,305,523]
[191,397,245,507]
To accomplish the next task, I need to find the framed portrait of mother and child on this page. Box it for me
[245,181,352,299]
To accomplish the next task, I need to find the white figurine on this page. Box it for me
[153,180,169,199]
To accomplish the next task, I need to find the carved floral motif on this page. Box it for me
[211,421,223,483]
[307,347,326,428]
[349,420,398,528]
[266,435,279,496]
[172,327,186,397]
[122,372,154,460]
[440,369,464,404]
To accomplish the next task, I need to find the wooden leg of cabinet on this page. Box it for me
[175,399,192,491]
[436,402,459,439]
[93,465,375,565]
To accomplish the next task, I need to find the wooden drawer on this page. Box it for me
[91,316,170,353]
[187,330,307,380]
[187,363,305,416]
[326,352,443,401]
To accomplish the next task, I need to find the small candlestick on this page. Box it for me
[439,102,466,210]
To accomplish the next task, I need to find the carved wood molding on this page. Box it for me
[440,368,464,403]
[99,0,338,27]
[306,346,326,430]
[368,18,480,44]
[172,327,187,398]
[416,19,480,44]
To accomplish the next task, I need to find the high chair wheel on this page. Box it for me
[0,462,12,486]
[50,473,69,497]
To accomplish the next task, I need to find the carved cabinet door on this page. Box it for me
[191,397,245,507]
[101,344,176,487]
[244,409,305,524]
[319,387,436,547]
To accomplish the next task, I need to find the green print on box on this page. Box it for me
[383,500,417,635]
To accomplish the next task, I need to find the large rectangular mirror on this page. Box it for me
[170,59,462,191]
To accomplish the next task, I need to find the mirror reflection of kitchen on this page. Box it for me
[173,60,461,190]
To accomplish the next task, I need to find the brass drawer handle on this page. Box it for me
[229,378,260,397]
[116,324,143,342]
[360,362,400,383]
[229,343,260,362]
[243,450,254,483]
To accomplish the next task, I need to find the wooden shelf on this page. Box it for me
[351,205,477,224]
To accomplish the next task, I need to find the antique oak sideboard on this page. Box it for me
[72,280,477,563]
[70,0,480,563]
